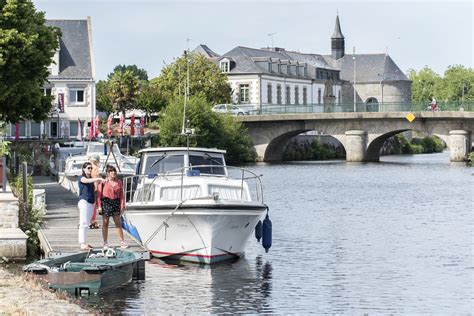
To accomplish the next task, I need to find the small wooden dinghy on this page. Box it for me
[23,248,145,296]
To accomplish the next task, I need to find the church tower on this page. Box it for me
[331,15,345,60]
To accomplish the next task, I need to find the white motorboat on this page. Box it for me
[64,142,138,179]
[122,147,270,264]
[61,142,138,194]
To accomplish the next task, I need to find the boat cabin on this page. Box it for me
[137,147,227,176]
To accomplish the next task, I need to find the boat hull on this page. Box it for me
[125,204,266,264]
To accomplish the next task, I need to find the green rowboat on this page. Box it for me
[23,248,145,296]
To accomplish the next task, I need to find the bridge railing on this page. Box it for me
[245,101,473,115]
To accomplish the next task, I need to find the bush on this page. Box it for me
[11,175,45,257]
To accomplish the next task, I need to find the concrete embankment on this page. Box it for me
[0,265,91,315]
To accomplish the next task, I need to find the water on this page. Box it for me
[89,151,473,314]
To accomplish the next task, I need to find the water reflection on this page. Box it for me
[85,256,274,314]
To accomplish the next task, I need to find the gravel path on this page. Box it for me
[0,266,91,315]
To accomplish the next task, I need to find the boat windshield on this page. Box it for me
[189,154,225,175]
[143,154,184,175]
[87,143,121,156]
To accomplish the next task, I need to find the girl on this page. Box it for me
[97,165,128,249]
[78,162,104,250]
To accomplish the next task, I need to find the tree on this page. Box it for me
[111,64,148,81]
[0,1,60,123]
[438,65,474,102]
[135,81,166,121]
[159,95,255,163]
[152,52,232,106]
[106,69,140,115]
[407,66,441,102]
[96,80,113,113]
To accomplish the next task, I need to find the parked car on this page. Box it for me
[212,104,250,116]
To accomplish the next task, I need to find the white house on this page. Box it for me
[7,17,96,139]
[194,15,411,112]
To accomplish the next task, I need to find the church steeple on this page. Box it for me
[331,15,345,60]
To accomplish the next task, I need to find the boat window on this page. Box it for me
[189,154,225,175]
[143,154,184,174]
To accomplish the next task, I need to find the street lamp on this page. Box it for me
[352,46,356,112]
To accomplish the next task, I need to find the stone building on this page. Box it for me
[194,15,411,112]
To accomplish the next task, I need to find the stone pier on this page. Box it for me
[345,130,367,162]
[0,184,27,260]
[449,130,472,162]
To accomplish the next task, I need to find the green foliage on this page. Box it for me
[0,139,10,157]
[135,81,166,116]
[96,80,113,113]
[412,136,444,153]
[283,138,345,161]
[107,69,140,115]
[152,53,232,106]
[468,152,473,167]
[408,65,474,103]
[111,64,148,81]
[11,174,45,256]
[159,95,255,163]
[0,1,61,122]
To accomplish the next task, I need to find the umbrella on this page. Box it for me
[89,119,94,140]
[76,119,82,141]
[95,115,100,138]
[40,121,44,138]
[119,112,124,137]
[130,114,135,136]
[107,114,113,137]
[15,123,19,140]
[60,121,65,138]
[140,117,145,136]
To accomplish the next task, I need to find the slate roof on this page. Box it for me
[46,19,93,79]
[331,15,344,39]
[217,46,339,80]
[192,44,220,58]
[322,53,410,82]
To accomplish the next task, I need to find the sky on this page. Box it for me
[34,0,473,81]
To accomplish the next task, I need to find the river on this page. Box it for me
[89,151,473,314]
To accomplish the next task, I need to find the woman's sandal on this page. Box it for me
[80,244,93,250]
[89,222,100,229]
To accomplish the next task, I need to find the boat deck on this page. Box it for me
[34,176,147,255]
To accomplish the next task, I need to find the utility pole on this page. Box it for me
[352,46,356,112]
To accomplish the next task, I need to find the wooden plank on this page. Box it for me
[34,176,146,254]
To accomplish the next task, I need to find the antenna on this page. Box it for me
[181,39,192,135]
[267,32,276,48]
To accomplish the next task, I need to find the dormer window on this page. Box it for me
[220,61,229,73]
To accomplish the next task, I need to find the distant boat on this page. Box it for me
[122,147,269,264]
[64,141,138,179]
[23,248,144,296]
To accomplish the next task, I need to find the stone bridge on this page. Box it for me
[238,112,474,162]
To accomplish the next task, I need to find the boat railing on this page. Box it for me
[122,165,264,205]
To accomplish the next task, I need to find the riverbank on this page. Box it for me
[0,265,91,315]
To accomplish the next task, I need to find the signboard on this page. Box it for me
[58,93,64,113]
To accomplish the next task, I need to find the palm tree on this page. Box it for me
[106,70,140,117]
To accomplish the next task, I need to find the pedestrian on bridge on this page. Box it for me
[431,98,437,112]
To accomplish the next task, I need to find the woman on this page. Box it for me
[78,162,104,250]
[97,165,128,249]
[88,155,101,229]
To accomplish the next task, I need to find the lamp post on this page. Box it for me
[352,46,356,112]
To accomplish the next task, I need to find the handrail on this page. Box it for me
[122,164,264,206]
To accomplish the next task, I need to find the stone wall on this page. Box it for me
[0,185,27,259]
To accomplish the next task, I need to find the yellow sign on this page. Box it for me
[406,113,416,122]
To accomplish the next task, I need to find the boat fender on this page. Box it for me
[262,214,272,253]
[255,220,262,242]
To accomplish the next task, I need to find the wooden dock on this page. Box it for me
[34,176,146,255]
